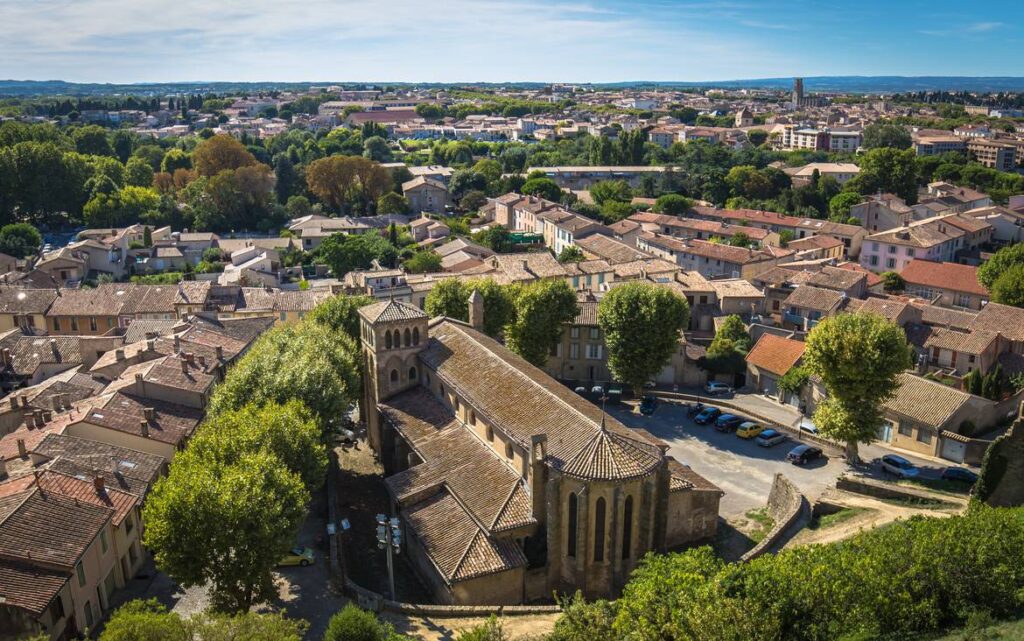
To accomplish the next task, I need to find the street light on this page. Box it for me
[376,514,401,600]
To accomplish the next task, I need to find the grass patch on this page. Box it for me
[808,506,873,530]
[878,495,948,509]
[744,508,775,543]
[908,614,1024,640]
[899,477,973,496]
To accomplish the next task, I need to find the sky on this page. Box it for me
[1,0,1022,84]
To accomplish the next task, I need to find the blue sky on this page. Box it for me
[1,0,1021,83]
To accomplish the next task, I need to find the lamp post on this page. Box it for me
[375,514,401,600]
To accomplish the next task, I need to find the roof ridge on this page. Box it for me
[451,530,488,581]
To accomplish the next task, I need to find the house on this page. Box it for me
[545,295,611,384]
[46,285,131,336]
[575,234,650,264]
[537,210,609,255]
[409,217,451,245]
[850,193,915,233]
[745,333,806,402]
[689,206,867,258]
[358,298,721,604]
[781,285,846,331]
[963,205,1024,244]
[708,279,765,317]
[859,215,992,272]
[784,162,860,186]
[219,246,281,287]
[900,260,989,310]
[563,260,615,292]
[0,289,57,334]
[403,177,450,215]
[786,235,845,261]
[914,326,1003,377]
[637,233,783,279]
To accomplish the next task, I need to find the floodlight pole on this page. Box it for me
[376,514,401,600]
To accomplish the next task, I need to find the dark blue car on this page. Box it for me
[714,414,743,432]
[941,467,979,484]
[693,407,722,425]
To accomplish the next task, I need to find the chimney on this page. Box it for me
[181,357,189,374]
[0,348,9,366]
[114,348,125,361]
[185,353,195,365]
[42,410,52,422]
[0,457,6,480]
[33,409,43,426]
[174,335,181,352]
[140,420,149,438]
[16,438,26,457]
[529,434,548,517]
[146,339,155,351]
[197,355,206,369]
[215,345,223,360]
[144,407,155,421]
[20,396,28,408]
[49,338,58,354]
[93,474,105,494]
[468,290,484,331]
[9,396,18,410]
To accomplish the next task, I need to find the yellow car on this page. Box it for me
[278,547,315,567]
[736,421,765,439]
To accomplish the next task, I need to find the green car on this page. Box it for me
[278,546,315,567]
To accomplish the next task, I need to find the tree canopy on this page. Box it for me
[424,277,516,338]
[99,599,308,641]
[803,312,913,461]
[306,293,375,341]
[597,282,690,394]
[0,222,41,258]
[316,231,399,277]
[978,242,1024,290]
[505,278,579,366]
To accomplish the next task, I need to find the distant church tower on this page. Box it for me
[357,299,428,452]
[792,78,804,105]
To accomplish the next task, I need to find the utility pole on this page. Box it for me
[376,514,401,600]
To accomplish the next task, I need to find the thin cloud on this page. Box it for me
[966,21,1002,32]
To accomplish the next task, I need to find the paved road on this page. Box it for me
[611,392,960,517]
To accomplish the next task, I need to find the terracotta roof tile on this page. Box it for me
[744,334,805,377]
[901,260,988,297]
[0,560,69,615]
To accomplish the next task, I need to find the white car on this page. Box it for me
[704,381,733,395]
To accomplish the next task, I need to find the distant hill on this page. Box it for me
[4,76,1024,97]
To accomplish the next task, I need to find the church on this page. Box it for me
[357,294,722,605]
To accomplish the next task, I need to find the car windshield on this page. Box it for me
[761,430,777,437]
[291,547,303,555]
[792,445,808,454]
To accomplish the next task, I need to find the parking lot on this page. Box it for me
[609,397,953,518]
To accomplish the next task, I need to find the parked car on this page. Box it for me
[639,395,658,416]
[756,429,786,447]
[693,407,722,425]
[714,414,743,432]
[735,421,765,439]
[704,381,733,396]
[941,467,979,484]
[606,386,623,405]
[798,422,819,436]
[591,385,604,398]
[574,386,587,395]
[278,546,315,567]
[787,444,824,465]
[881,454,919,479]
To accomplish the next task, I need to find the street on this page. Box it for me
[610,392,959,517]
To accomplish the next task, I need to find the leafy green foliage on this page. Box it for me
[323,604,410,641]
[208,322,361,428]
[316,231,399,276]
[861,122,913,149]
[991,264,1024,307]
[596,505,1024,641]
[143,450,307,611]
[454,616,508,641]
[557,245,585,263]
[598,282,690,393]
[403,250,442,274]
[828,191,862,222]
[505,278,579,366]
[589,179,633,205]
[880,270,906,293]
[472,225,513,252]
[424,277,517,338]
[520,177,562,201]
[188,400,327,490]
[777,364,810,394]
[979,243,1024,290]
[306,293,374,341]
[99,598,308,641]
[703,314,752,375]
[651,193,693,215]
[804,313,914,460]
[0,222,41,258]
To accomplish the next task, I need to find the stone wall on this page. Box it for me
[740,473,805,562]
[836,475,964,507]
[977,408,1024,507]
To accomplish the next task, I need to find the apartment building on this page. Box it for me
[637,233,783,279]
[859,214,992,272]
[967,139,1016,171]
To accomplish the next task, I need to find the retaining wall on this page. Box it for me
[740,473,806,562]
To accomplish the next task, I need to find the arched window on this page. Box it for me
[384,331,392,349]
[486,425,494,442]
[468,410,475,425]
[392,330,401,348]
[408,366,418,380]
[390,369,399,384]
[567,493,578,558]
[594,497,606,562]
[412,327,420,345]
[505,442,514,459]
[404,328,411,347]
[622,496,633,560]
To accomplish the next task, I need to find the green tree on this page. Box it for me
[316,232,399,276]
[274,155,299,204]
[424,278,514,337]
[72,125,115,156]
[307,294,375,341]
[143,451,307,611]
[828,191,862,222]
[142,225,152,247]
[589,180,633,206]
[651,193,693,215]
[747,129,769,146]
[83,186,161,228]
[703,315,752,376]
[455,616,508,641]
[377,192,409,215]
[188,400,328,489]
[978,243,1024,289]
[161,149,192,173]
[125,156,155,188]
[600,200,633,223]
[549,593,617,641]
[851,148,918,203]
[100,599,308,641]
[323,603,409,641]
[362,136,392,162]
[97,599,190,641]
[991,263,1024,307]
[208,322,361,427]
[880,271,905,293]
[472,225,513,252]
[557,245,585,263]
[598,282,690,395]
[0,222,42,258]
[803,313,913,461]
[862,122,913,149]
[520,177,562,201]
[403,250,443,274]
[192,134,258,177]
[459,190,488,212]
[505,279,579,366]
